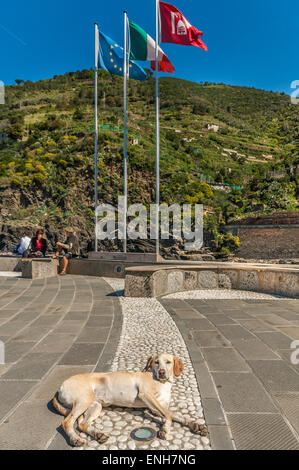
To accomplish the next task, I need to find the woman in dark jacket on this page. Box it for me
[30,229,47,257]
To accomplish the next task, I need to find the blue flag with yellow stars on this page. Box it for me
[98,30,146,81]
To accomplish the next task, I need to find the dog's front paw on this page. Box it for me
[95,432,109,444]
[189,422,209,436]
[158,429,168,440]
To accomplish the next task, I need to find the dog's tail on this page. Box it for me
[52,392,70,417]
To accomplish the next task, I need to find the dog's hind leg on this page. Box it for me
[62,398,93,447]
[77,401,109,444]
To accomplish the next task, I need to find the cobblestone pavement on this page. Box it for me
[160,293,299,450]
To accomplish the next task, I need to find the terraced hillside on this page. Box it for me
[0,70,298,254]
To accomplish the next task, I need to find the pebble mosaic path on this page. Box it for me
[77,278,210,451]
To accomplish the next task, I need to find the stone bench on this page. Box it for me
[124,264,299,298]
[21,258,59,279]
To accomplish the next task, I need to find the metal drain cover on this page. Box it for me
[130,427,156,441]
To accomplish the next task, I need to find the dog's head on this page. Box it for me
[143,353,184,383]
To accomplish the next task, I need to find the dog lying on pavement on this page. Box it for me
[53,353,208,447]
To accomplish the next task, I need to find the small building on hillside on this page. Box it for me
[207,124,219,133]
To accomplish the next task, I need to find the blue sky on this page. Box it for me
[1,0,297,93]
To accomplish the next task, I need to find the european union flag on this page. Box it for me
[98,30,146,81]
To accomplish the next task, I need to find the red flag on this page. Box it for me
[159,1,208,51]
[150,55,175,73]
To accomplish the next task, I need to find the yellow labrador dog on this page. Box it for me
[53,353,208,447]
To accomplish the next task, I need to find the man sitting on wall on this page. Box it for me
[53,228,80,276]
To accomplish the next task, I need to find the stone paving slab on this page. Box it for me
[184,318,216,331]
[0,380,38,422]
[85,315,112,328]
[208,424,235,450]
[193,330,231,348]
[11,326,50,342]
[248,360,299,392]
[232,338,280,360]
[59,343,104,365]
[202,347,250,372]
[0,321,28,336]
[256,331,294,350]
[0,399,62,450]
[278,327,299,340]
[31,365,93,400]
[1,352,61,380]
[76,326,111,343]
[217,325,256,341]
[32,333,76,353]
[277,349,299,368]
[4,340,36,363]
[212,372,278,413]
[273,392,299,435]
[227,413,299,450]
[204,314,237,325]
[257,314,293,327]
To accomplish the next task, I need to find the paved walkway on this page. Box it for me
[0,275,122,450]
[0,274,299,450]
[160,297,299,450]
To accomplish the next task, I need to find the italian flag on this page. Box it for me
[129,20,175,73]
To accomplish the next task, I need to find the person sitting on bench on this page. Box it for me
[53,227,80,275]
[29,229,47,258]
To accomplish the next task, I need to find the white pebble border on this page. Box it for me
[77,278,210,451]
[163,289,289,300]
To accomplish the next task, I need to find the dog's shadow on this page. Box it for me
[107,291,124,297]
[47,399,73,447]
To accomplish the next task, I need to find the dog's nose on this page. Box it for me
[159,369,166,376]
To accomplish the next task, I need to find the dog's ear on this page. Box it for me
[143,356,154,372]
[173,357,184,377]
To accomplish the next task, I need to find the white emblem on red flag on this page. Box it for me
[160,1,208,51]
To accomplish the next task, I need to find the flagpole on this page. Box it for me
[94,23,98,252]
[123,11,128,253]
[155,0,160,257]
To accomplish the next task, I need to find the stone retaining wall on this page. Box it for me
[124,265,299,298]
[227,226,299,259]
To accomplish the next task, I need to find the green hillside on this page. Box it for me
[0,69,298,254]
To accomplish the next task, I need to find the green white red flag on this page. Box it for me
[128,19,175,73]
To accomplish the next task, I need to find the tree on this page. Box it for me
[15,79,24,85]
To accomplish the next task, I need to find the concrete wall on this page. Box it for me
[0,257,23,272]
[21,259,59,279]
[124,265,299,298]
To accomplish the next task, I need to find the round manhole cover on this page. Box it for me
[130,427,156,442]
